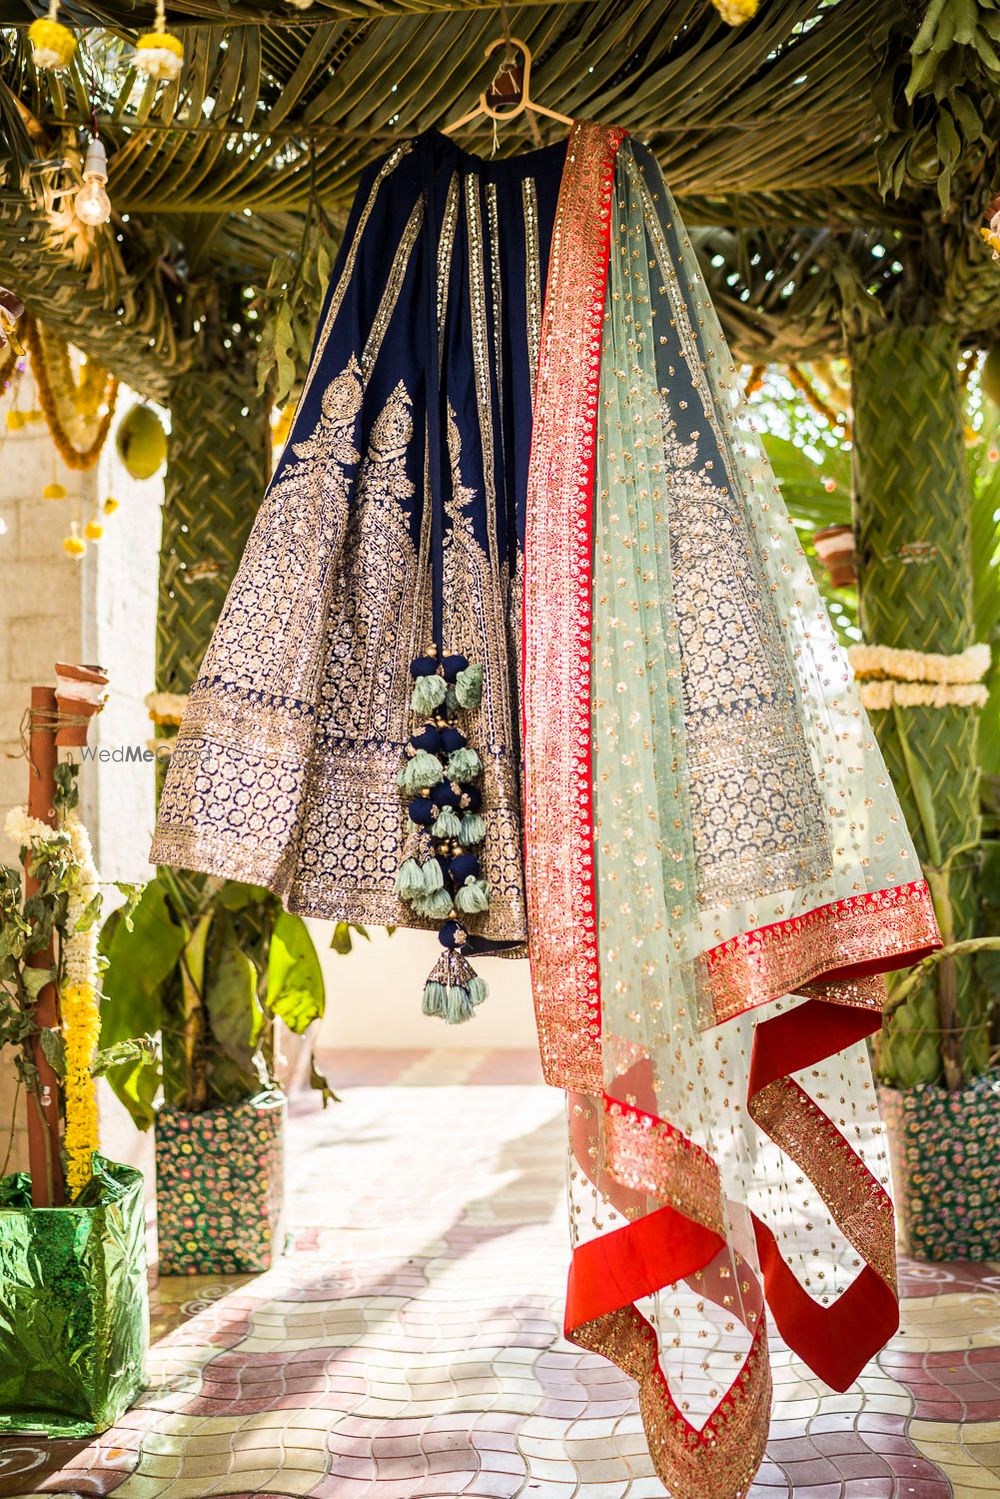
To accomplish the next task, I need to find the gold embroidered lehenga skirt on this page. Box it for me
[153,123,941,1498]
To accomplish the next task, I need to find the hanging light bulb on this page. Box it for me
[75,138,112,228]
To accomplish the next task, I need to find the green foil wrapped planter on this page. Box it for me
[879,1071,1000,1260]
[0,1155,148,1436]
[155,1091,285,1275]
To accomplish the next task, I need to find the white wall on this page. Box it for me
[313,923,539,1049]
[0,369,164,1174]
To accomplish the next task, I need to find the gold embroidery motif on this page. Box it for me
[750,1075,898,1292]
[703,879,939,1025]
[522,175,542,408]
[523,121,625,1094]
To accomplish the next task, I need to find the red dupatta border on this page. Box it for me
[522,128,927,1499]
[522,119,624,1097]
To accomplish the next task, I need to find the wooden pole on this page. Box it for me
[24,686,64,1208]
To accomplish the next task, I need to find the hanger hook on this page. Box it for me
[480,35,533,121]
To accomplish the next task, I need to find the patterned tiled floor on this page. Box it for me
[2,1048,999,1498]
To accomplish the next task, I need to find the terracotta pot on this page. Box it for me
[812,524,857,588]
[54,662,108,747]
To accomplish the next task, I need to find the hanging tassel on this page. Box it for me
[422,857,445,893]
[398,749,444,794]
[468,974,488,1007]
[412,888,454,920]
[444,985,476,1024]
[447,747,481,782]
[412,674,447,715]
[395,859,425,900]
[432,806,461,838]
[422,981,447,1018]
[455,877,490,915]
[460,812,486,845]
[455,662,483,709]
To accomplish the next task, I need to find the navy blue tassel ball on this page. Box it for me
[449,853,480,883]
[410,724,442,753]
[408,797,435,825]
[434,781,460,808]
[438,919,468,949]
[410,655,438,678]
[439,726,467,753]
[441,653,469,683]
[458,785,482,812]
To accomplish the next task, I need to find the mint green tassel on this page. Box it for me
[395,858,425,900]
[422,858,444,893]
[444,985,475,1024]
[423,982,447,1018]
[455,877,490,914]
[460,812,486,845]
[399,750,444,795]
[445,683,459,716]
[412,675,446,715]
[447,747,481,782]
[455,663,483,709]
[412,888,454,920]
[432,807,461,838]
[468,974,488,1007]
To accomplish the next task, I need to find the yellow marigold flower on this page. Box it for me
[712,0,759,23]
[980,226,1000,260]
[102,495,119,514]
[63,523,86,558]
[28,15,76,70]
[135,31,184,81]
[5,409,25,431]
[272,406,294,446]
[61,981,100,1200]
[84,518,103,540]
[42,481,67,500]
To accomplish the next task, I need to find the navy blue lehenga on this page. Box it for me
[153,131,567,947]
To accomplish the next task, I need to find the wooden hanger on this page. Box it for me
[442,37,573,145]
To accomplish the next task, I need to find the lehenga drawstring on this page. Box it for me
[395,132,491,1023]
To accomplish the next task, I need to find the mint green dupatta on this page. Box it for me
[523,126,939,1499]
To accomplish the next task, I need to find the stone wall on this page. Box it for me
[0,369,164,1174]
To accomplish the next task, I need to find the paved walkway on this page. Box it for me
[2,1049,999,1498]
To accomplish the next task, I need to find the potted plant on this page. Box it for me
[760,366,1000,1259]
[100,872,332,1274]
[0,757,148,1435]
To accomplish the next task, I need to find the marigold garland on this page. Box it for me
[61,981,100,1198]
[23,314,119,471]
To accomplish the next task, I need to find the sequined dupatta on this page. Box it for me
[522,125,940,1499]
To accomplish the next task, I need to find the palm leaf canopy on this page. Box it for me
[0,0,998,395]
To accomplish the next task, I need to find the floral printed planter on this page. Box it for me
[155,1092,286,1275]
[879,1070,1000,1261]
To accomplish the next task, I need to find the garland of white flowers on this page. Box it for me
[4,805,101,1198]
[849,642,991,685]
[850,641,992,711]
[858,680,989,711]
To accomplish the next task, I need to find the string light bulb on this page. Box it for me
[75,138,112,227]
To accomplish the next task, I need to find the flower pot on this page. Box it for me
[0,1155,148,1436]
[155,1090,286,1275]
[879,1070,1000,1260]
[812,523,857,588]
